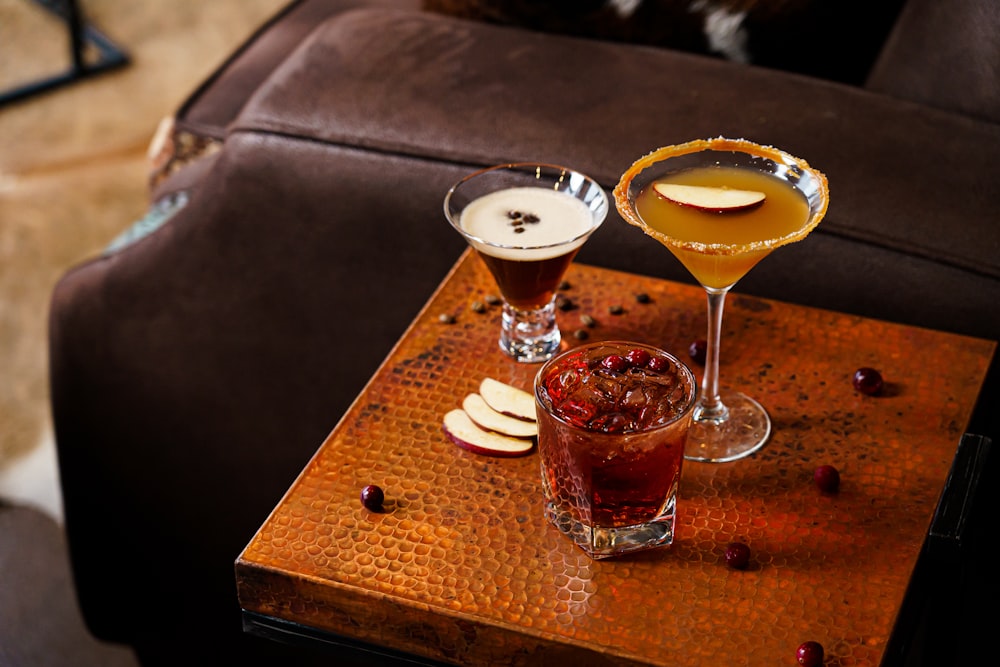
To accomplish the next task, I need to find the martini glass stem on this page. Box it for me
[695,287,731,424]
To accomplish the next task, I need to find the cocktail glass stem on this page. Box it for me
[684,286,771,463]
[500,300,560,364]
[694,287,730,424]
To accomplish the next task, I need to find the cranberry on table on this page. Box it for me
[360,484,385,511]
[724,542,751,570]
[796,640,824,666]
[813,465,841,493]
[852,367,884,395]
[688,339,707,365]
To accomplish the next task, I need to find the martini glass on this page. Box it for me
[614,138,829,462]
[445,163,608,363]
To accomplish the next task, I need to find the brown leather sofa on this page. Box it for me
[37,0,999,664]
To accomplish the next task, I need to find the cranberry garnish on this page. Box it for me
[796,640,824,666]
[625,348,651,368]
[724,542,751,570]
[601,354,627,372]
[688,339,707,365]
[360,484,384,511]
[813,465,840,493]
[647,356,670,373]
[852,367,883,395]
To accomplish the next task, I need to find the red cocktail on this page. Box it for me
[534,341,697,559]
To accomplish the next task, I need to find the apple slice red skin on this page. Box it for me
[462,393,537,439]
[443,409,535,457]
[652,182,765,213]
[479,377,537,422]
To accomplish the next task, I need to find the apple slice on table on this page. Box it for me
[462,393,538,439]
[442,409,535,457]
[653,182,765,212]
[479,377,536,422]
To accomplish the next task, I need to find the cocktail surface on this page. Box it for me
[459,186,595,261]
[635,166,810,288]
[537,345,695,434]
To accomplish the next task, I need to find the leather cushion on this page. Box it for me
[231,7,1000,339]
[866,0,1000,124]
[175,0,423,139]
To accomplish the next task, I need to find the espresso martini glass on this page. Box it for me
[614,138,829,462]
[445,163,608,363]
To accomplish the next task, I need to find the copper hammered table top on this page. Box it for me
[236,248,995,666]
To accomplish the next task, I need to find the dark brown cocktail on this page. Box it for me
[445,166,607,363]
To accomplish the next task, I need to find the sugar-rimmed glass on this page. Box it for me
[614,138,829,462]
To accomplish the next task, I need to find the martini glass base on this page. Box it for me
[499,301,562,363]
[684,392,771,463]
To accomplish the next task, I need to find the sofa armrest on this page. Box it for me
[866,0,1000,124]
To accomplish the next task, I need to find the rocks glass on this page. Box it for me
[534,341,697,559]
[445,163,608,363]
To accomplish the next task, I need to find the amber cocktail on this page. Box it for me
[615,138,829,462]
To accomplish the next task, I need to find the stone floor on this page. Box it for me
[0,0,289,520]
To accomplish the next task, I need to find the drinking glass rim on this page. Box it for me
[612,137,830,256]
[444,162,609,251]
[534,340,699,435]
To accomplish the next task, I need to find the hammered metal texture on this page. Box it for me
[237,249,995,666]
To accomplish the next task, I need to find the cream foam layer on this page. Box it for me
[460,187,596,261]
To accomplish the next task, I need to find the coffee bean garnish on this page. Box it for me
[573,329,589,340]
[484,294,502,306]
[438,313,455,324]
[505,210,541,229]
[609,304,624,315]
[559,280,571,290]
[635,292,651,304]
[580,313,596,328]
[471,301,486,313]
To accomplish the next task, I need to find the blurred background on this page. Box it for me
[0,0,288,520]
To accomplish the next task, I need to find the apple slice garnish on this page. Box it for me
[479,377,536,422]
[462,393,538,439]
[442,409,535,457]
[653,182,765,212]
